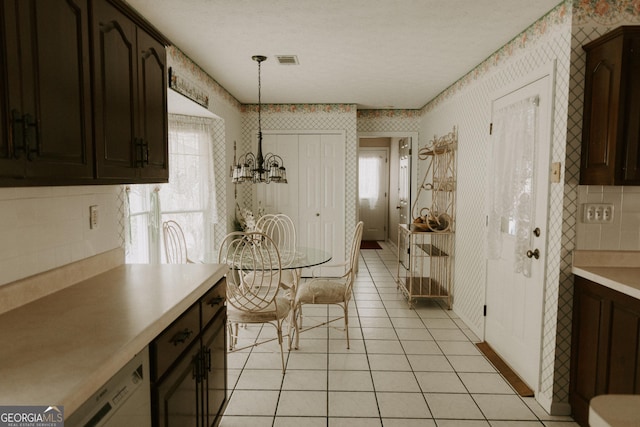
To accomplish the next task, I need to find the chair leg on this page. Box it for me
[287,308,299,351]
[276,321,286,373]
[343,303,350,349]
[293,304,301,350]
[227,322,235,351]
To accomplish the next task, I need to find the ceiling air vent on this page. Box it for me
[276,55,299,65]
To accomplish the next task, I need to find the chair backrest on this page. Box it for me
[163,220,191,264]
[255,214,297,268]
[218,231,283,312]
[345,221,365,292]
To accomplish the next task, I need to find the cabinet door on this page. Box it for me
[607,300,640,392]
[1,0,92,182]
[580,36,623,185]
[570,276,640,426]
[621,34,640,183]
[136,28,168,182]
[570,277,606,426]
[202,310,226,427]
[92,0,138,181]
[0,0,24,179]
[153,342,202,427]
[24,0,93,181]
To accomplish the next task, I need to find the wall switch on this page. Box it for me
[89,205,98,229]
[582,203,614,223]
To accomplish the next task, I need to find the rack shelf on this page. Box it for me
[396,127,456,309]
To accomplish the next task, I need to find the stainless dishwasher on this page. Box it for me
[66,347,151,427]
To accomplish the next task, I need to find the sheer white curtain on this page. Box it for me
[487,96,538,277]
[125,115,218,263]
[359,156,381,209]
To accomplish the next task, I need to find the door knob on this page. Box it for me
[533,227,540,237]
[316,213,320,217]
[526,249,540,259]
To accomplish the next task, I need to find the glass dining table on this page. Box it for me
[281,247,332,271]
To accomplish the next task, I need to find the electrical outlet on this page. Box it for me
[582,203,614,223]
[89,205,99,229]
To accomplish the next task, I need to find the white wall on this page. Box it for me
[0,186,122,286]
[418,2,572,411]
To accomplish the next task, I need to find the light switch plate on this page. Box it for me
[582,203,614,223]
[89,205,98,229]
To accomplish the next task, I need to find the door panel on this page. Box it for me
[93,0,137,178]
[359,147,388,241]
[259,132,345,277]
[258,133,299,226]
[398,138,411,226]
[137,28,168,180]
[28,0,93,178]
[485,66,554,394]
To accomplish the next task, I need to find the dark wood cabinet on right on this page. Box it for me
[580,26,640,185]
[569,276,640,426]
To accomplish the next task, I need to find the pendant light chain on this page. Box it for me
[229,55,287,185]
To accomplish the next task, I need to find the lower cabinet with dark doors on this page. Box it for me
[150,278,227,427]
[570,276,640,426]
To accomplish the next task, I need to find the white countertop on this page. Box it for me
[572,250,640,300]
[0,263,227,416]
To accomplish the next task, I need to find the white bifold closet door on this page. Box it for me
[258,132,346,277]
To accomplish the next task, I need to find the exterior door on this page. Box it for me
[359,147,388,241]
[485,65,554,394]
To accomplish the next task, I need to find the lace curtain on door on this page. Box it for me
[487,96,539,277]
[359,156,382,209]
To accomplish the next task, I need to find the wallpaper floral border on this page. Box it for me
[240,103,355,114]
[573,0,640,24]
[167,46,242,111]
[423,1,570,114]
[357,109,422,119]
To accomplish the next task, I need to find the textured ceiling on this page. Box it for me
[126,0,562,109]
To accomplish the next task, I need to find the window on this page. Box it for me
[126,115,218,264]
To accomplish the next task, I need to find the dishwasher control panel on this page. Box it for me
[66,348,150,427]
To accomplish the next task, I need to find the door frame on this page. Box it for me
[358,146,389,241]
[358,132,418,247]
[483,60,556,397]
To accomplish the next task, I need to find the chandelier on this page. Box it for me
[230,55,287,184]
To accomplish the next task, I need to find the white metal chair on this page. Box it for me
[162,220,194,264]
[255,213,297,287]
[294,221,364,349]
[218,231,295,372]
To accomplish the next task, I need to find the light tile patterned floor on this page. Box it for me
[220,242,578,427]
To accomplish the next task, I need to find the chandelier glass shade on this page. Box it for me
[230,55,287,184]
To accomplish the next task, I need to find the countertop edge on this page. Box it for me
[0,263,228,417]
[572,265,640,300]
[64,265,228,416]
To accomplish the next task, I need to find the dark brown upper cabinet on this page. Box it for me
[581,26,640,185]
[0,0,94,185]
[0,0,169,187]
[92,0,169,183]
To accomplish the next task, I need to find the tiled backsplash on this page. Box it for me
[576,185,640,250]
[0,186,123,287]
